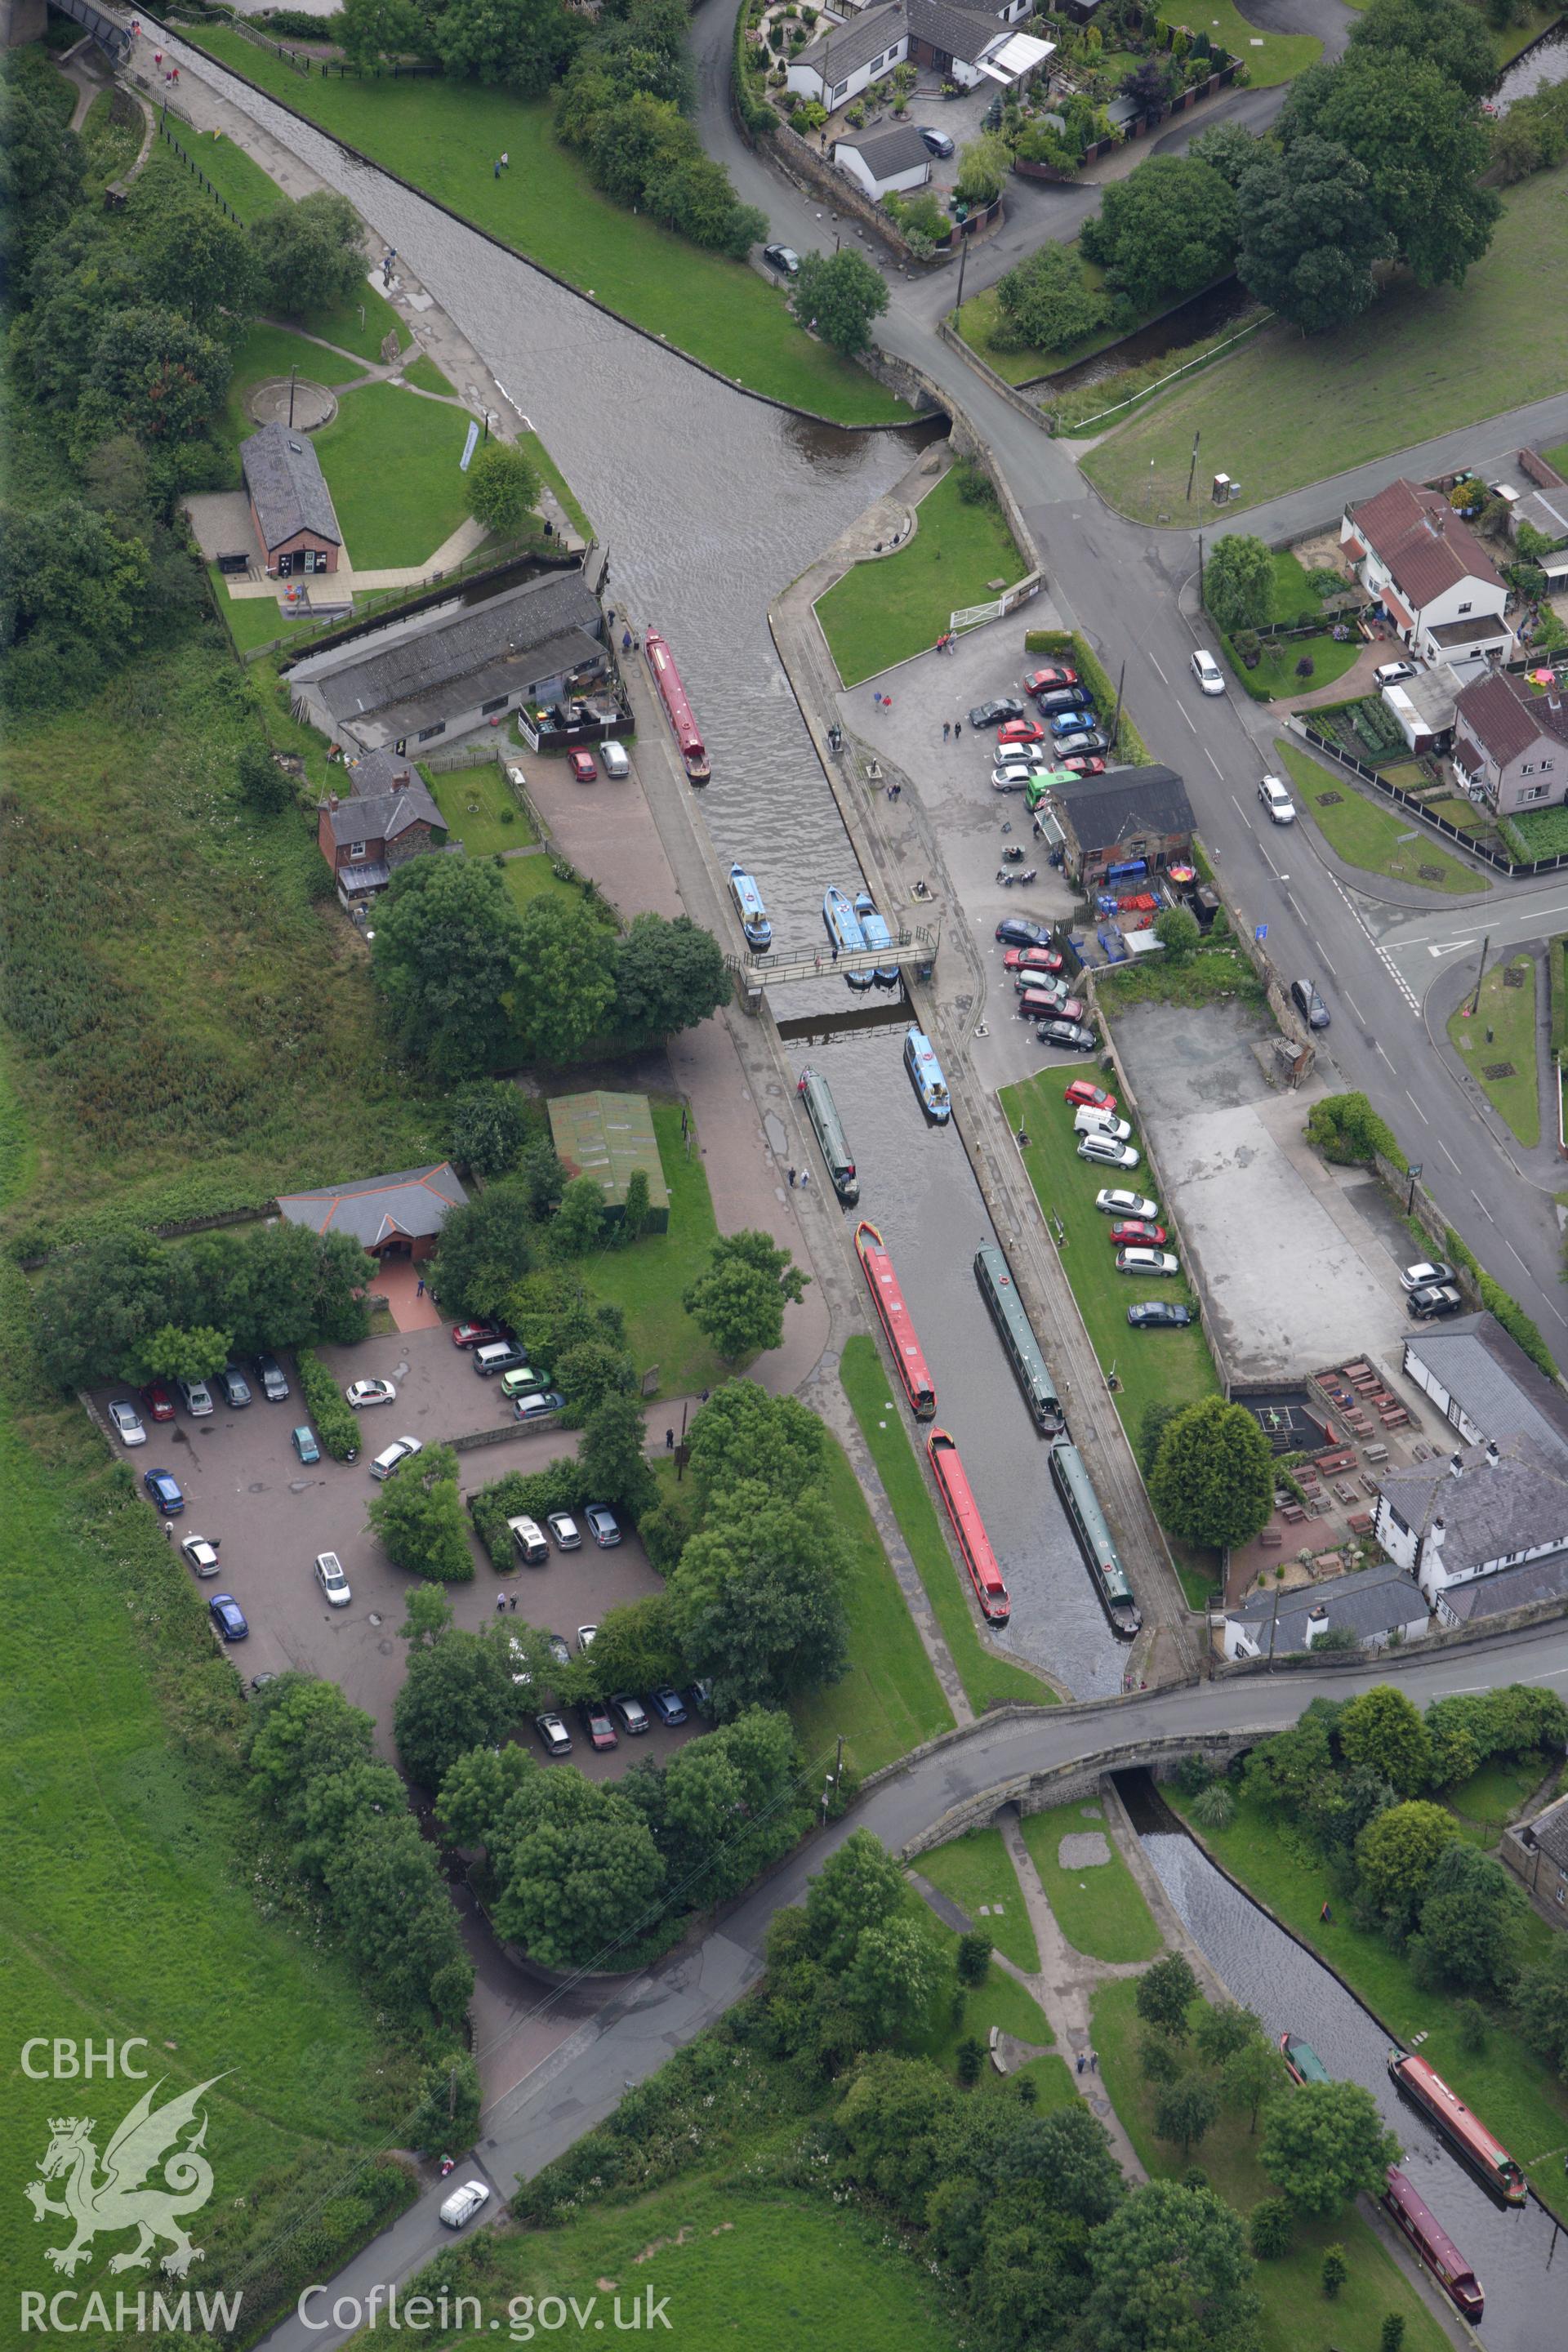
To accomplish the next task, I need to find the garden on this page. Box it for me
[1446,951,1542,1147]
[813,462,1024,685]
[1206,544,1364,701]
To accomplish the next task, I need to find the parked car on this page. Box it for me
[762,241,800,274]
[535,1713,572,1757]
[292,1423,320,1463]
[497,1356,548,1399]
[1290,977,1331,1031]
[439,2182,490,2230]
[140,1380,176,1423]
[997,717,1046,749]
[107,1398,146,1448]
[143,1468,184,1515]
[508,1514,550,1566]
[577,1624,599,1652]
[611,1692,649,1735]
[1258,774,1296,825]
[1067,1080,1116,1112]
[1400,1258,1454,1293]
[918,126,955,158]
[1016,966,1068,997]
[1023,664,1078,693]
[1375,658,1418,687]
[685,1678,715,1719]
[601,742,630,778]
[512,1388,565,1423]
[546,1632,572,1668]
[1079,1133,1140,1169]
[969,698,1025,730]
[1038,1019,1098,1052]
[216,1364,252,1409]
[1019,986,1079,1021]
[1049,706,1100,737]
[473,1340,527,1378]
[1074,1106,1131,1141]
[1408,1283,1465,1319]
[548,1511,582,1551]
[991,763,1045,793]
[1034,686,1092,716]
[177,1376,214,1419]
[180,1535,221,1579]
[451,1321,500,1350]
[1004,944,1066,976]
[568,750,598,783]
[1051,728,1109,757]
[585,1503,621,1547]
[208,1593,248,1642]
[1060,753,1107,777]
[1128,1301,1194,1329]
[577,1699,618,1752]
[648,1686,688,1726]
[314,1550,351,1606]
[1191,648,1225,695]
[1116,1246,1179,1276]
[996,915,1048,949]
[1095,1187,1158,1219]
[1031,991,1087,1024]
[370,1435,423,1481]
[1110,1219,1167,1246]
[345,1378,397,1408]
[253,1353,289,1402]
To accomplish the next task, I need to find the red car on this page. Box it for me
[451,1322,500,1350]
[1062,754,1107,777]
[568,750,598,783]
[1065,1080,1116,1112]
[1003,944,1066,977]
[577,1700,618,1753]
[1019,987,1086,1022]
[140,1380,176,1423]
[1023,664,1078,694]
[996,718,1045,749]
[1111,1219,1168,1248]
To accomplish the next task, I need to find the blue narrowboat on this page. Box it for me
[904,1027,951,1123]
[728,864,772,953]
[823,886,871,990]
[853,890,900,988]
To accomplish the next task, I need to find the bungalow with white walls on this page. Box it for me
[834,122,933,198]
[787,2,908,105]
[1372,1434,1568,1617]
[788,0,1049,102]
[1402,1310,1568,1468]
[1340,477,1512,670]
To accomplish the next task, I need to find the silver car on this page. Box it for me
[370,1435,423,1481]
[107,1399,146,1448]
[548,1512,581,1551]
[314,1550,351,1606]
[1078,1133,1140,1169]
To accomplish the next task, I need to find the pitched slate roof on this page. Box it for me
[1379,1433,1568,1578]
[1439,1546,1568,1624]
[1403,1311,1568,1469]
[276,1162,468,1248]
[290,571,602,721]
[1456,670,1568,766]
[1225,1561,1426,1650]
[907,0,999,60]
[796,0,906,75]
[1521,1789,1568,1869]
[1051,764,1193,845]
[240,421,341,551]
[838,123,933,178]
[323,767,442,848]
[1345,478,1502,612]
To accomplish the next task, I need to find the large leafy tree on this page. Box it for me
[466,439,542,537]
[1410,1841,1528,1991]
[1202,534,1275,635]
[1236,137,1392,334]
[432,0,584,91]
[448,1080,532,1181]
[251,189,366,317]
[841,1917,940,2042]
[670,1482,849,1710]
[322,1809,473,2019]
[686,1380,828,1506]
[805,1829,907,1969]
[486,1768,665,1968]
[1512,1940,1568,2080]
[1154,2076,1220,2155]
[611,913,731,1044]
[0,497,150,664]
[143,197,262,333]
[429,1178,535,1324]
[82,305,231,447]
[394,1621,530,1787]
[1134,1952,1199,2039]
[1348,0,1495,97]
[372,854,527,1078]
[792,248,889,359]
[245,1674,376,1842]
[682,1228,808,1365]
[368,1443,477,1584]
[835,2055,960,2220]
[11,220,145,408]
[1260,2079,1401,2214]
[513,894,617,1067]
[1147,1395,1273,1550]
[992,242,1109,354]
[338,0,424,72]
[0,71,83,296]
[1339,1684,1432,1795]
[578,1389,659,1519]
[1085,2179,1259,2352]
[1354,1799,1459,1929]
[1079,155,1238,312]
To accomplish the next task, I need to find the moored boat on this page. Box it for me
[928,1428,1010,1625]
[823,886,872,991]
[644,626,710,786]
[728,864,771,953]
[854,1219,936,1418]
[1279,2032,1330,2087]
[853,889,901,987]
[904,1026,951,1123]
[798,1067,858,1205]
[1382,2168,1484,2322]
[1050,1441,1140,1638]
[1387,2047,1527,2204]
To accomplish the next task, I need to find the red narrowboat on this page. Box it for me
[928,1429,1010,1625]
[644,628,710,786]
[1382,2168,1484,2321]
[1388,2048,1527,2205]
[854,1220,936,1419]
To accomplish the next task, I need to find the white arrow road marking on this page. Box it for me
[1427,940,1476,958]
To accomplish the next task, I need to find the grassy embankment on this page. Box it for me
[1080,166,1568,518]
[918,1824,1040,1971]
[814,468,1024,686]
[172,25,909,427]
[1019,1799,1163,1962]
[1220,550,1361,702]
[1272,742,1486,895]
[1446,952,1542,1147]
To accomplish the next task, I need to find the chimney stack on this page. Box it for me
[1485,1440,1500,1468]
[1448,1451,1464,1480]
[329,792,340,811]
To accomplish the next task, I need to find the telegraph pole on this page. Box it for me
[1185,429,1200,505]
[1465,933,1491,1018]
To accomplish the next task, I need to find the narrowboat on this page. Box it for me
[644,627,710,786]
[929,1428,1011,1625]
[728,864,772,954]
[798,1067,858,1205]
[1279,2033,1330,2087]
[853,890,901,988]
[1050,1441,1141,1638]
[973,1244,1063,1434]
[823,886,872,991]
[1387,2048,1527,2204]
[1382,2169,1484,2322]
[904,1026,951,1123]
[854,1220,936,1419]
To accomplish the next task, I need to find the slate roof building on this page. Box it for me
[786,0,1045,104]
[275,1162,469,1263]
[240,421,342,577]
[834,122,933,200]
[1450,669,1568,818]
[1340,478,1512,669]
[316,746,446,906]
[1501,1788,1568,1923]
[1373,1432,1568,1615]
[1217,1561,1429,1662]
[1042,765,1194,887]
[1401,1311,1568,1470]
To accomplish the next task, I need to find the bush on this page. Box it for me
[1321,2245,1348,2300]
[1306,1091,1406,1173]
[296,1347,363,1461]
[1250,2198,1294,2258]
[956,1930,992,1986]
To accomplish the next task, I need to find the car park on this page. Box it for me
[216,1364,252,1409]
[345,1378,397,1408]
[209,1593,248,1642]
[1066,1081,1116,1112]
[1258,774,1296,825]
[601,741,631,779]
[1128,1301,1194,1329]
[535,1713,572,1757]
[513,1388,565,1423]
[997,718,1045,748]
[548,1512,582,1551]
[177,1376,214,1419]
[762,241,800,274]
[1023,664,1077,693]
[568,750,598,783]
[996,915,1048,949]
[1052,728,1109,757]
[649,1686,688,1726]
[292,1423,321,1463]
[1034,686,1092,715]
[1290,977,1331,1031]
[507,1514,550,1566]
[107,1399,146,1447]
[370,1435,424,1481]
[140,1381,176,1423]
[1038,1018,1098,1051]
[577,1624,599,1651]
[1110,1219,1167,1246]
[314,1550,351,1606]
[451,1322,500,1350]
[1116,1246,1178,1276]
[611,1692,649,1735]
[474,1340,527,1378]
[439,2181,490,2231]
[1074,1106,1131,1141]
[969,698,1025,730]
[578,1699,618,1751]
[1096,1187,1158,1219]
[1191,649,1225,695]
[1374,658,1417,687]
[1079,1133,1140,1169]
[1060,753,1107,777]
[585,1503,621,1547]
[918,126,954,157]
[180,1535,221,1579]
[253,1352,289,1402]
[1004,945,1066,976]
[1408,1283,1465,1320]
[500,1364,551,1399]
[1400,1258,1454,1292]
[143,1468,184,1514]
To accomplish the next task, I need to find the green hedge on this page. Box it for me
[469,1458,585,1570]
[296,1347,363,1462]
[1023,630,1151,764]
[1303,1089,1407,1174]
[733,0,777,137]
[1444,1228,1559,1383]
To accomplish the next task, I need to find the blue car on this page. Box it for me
[143,1468,185,1515]
[648,1686,688,1727]
[292,1424,321,1464]
[1049,706,1098,736]
[209,1593,249,1641]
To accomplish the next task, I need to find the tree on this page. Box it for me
[806,1829,906,1971]
[435,1740,536,1846]
[1187,122,1260,187]
[407,2049,481,2154]
[399,1581,455,1649]
[1381,2318,1406,2352]
[1196,2002,1261,2068]
[512,893,617,1067]
[143,197,261,332]
[488,1769,665,1967]
[956,2035,985,2087]
[687,1381,828,1505]
[394,1623,525,1788]
[0,498,150,667]
[683,1229,808,1365]
[1148,1396,1274,1551]
[992,242,1109,355]
[466,439,542,537]
[1321,2244,1348,2299]
[11,224,147,411]
[429,1178,535,1325]
[1223,2033,1285,2132]
[245,1676,376,1840]
[338,0,423,72]
[1260,2078,1402,2214]
[1348,0,1495,97]
[1410,1841,1527,1990]
[1120,55,1177,114]
[1355,1798,1459,1928]
[792,248,889,359]
[570,1593,684,1703]
[1250,2198,1294,2258]
[1512,1940,1568,2078]
[1154,905,1200,963]
[432,0,584,92]
[670,1483,849,1710]
[1078,155,1238,312]
[1235,137,1392,335]
[1339,1684,1432,1797]
[611,912,730,1043]
[136,1322,231,1384]
[835,2055,960,2217]
[956,1931,992,1987]
[578,1390,658,1518]
[553,1336,632,1416]
[622,1169,652,1245]
[237,736,292,816]
[252,190,366,318]
[372,854,527,1078]
[448,1080,531,1180]
[322,1807,473,2019]
[1204,533,1275,634]
[368,1444,475,1584]
[553,1174,606,1257]
[1138,2032,1183,2085]
[1085,2179,1259,2352]
[953,131,1012,207]
[1134,1953,1198,2039]
[1153,2078,1219,2156]
[78,301,231,452]
[0,73,84,296]
[842,1916,940,2040]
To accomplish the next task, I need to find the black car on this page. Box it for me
[968,698,1026,730]
[919,126,955,158]
[1290,978,1331,1031]
[762,243,800,276]
[1034,686,1093,716]
[252,1352,289,1403]
[1037,1019,1098,1051]
[996,915,1048,949]
[1407,1283,1464,1320]
[1128,1301,1194,1329]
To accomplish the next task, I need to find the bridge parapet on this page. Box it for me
[898,1729,1258,1860]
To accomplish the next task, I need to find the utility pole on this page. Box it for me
[1465,933,1491,1018]
[287,364,296,430]
[1185,428,1200,505]
[955,230,970,318]
[1111,657,1126,756]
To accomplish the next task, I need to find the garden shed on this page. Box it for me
[547,1091,670,1231]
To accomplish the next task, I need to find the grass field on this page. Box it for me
[906,1889,1058,2069]
[1018,1799,1162,1962]
[429,761,538,854]
[815,470,1023,686]
[402,351,455,394]
[1165,1785,1568,2200]
[998,1073,1220,1451]
[309,382,473,568]
[1446,1748,1557,1843]
[173,27,908,426]
[1190,0,1323,83]
[918,1825,1040,1971]
[578,1098,730,1400]
[1274,742,1486,895]
[1081,167,1568,519]
[1222,560,1363,699]
[840,1333,1058,1713]
[1447,952,1541,1147]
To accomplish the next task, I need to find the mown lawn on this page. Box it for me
[840,1333,1058,1713]
[1446,1748,1558,1843]
[1192,0,1323,83]
[577,1098,728,1400]
[1019,1799,1161,1963]
[1274,742,1486,896]
[1446,952,1541,1147]
[402,351,456,394]
[1222,563,1363,701]
[173,27,908,426]
[906,1889,1060,2074]
[207,567,321,657]
[1165,1784,1568,2201]
[918,1825,1040,1971]
[815,468,1023,687]
[1081,167,1568,517]
[309,381,473,568]
[429,760,539,855]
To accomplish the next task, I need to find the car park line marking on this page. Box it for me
[1148,654,1169,684]
[1439,1141,1461,1173]
[1404,1091,1429,1124]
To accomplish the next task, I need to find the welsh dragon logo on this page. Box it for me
[25,2076,226,2278]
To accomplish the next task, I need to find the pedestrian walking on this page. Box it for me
[501,151,509,168]
[494,159,501,177]
[942,721,951,742]
[416,1276,425,1297]
[892,781,902,801]
[700,1388,710,1403]
[800,1169,810,1190]
[954,721,962,739]
[1089,2051,1098,2074]
[509,1592,519,1611]
[831,943,839,962]
[666,1428,675,1450]
[607,608,616,629]
[1320,1900,1333,1924]
[788,1166,797,1186]
[1076,2053,1086,2076]
[496,1592,507,1614]
[621,628,632,652]
[163,1520,174,1541]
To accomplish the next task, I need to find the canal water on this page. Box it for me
[1494,20,1568,111]
[164,32,1125,1695]
[1119,1775,1565,2352]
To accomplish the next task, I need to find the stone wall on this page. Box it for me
[898,1729,1261,1855]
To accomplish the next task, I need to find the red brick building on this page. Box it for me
[317,747,446,906]
[241,420,342,577]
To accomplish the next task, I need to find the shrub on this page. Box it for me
[1321,2245,1348,2300]
[296,1348,363,1461]
[1295,654,1315,679]
[1306,1091,1405,1173]
[1250,2198,1294,2258]
[956,1930,992,1986]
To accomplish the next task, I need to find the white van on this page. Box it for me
[600,742,630,779]
[1073,1105,1132,1143]
[507,1514,549,1566]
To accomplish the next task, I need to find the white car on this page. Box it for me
[345,1379,397,1409]
[991,763,1045,793]
[1116,1246,1179,1276]
[508,1636,533,1686]
[1073,1106,1133,1143]
[1078,1133,1141,1169]
[107,1399,146,1447]
[1400,1258,1455,1294]
[1096,1187,1159,1221]
[180,1535,222,1579]
[1258,774,1296,824]
[438,2180,491,2230]
[314,1550,351,1606]
[577,1624,599,1652]
[1190,648,1225,696]
[1374,659,1417,688]
[370,1434,423,1481]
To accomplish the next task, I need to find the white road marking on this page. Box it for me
[1439,1140,1461,1172]
[1405,1091,1429,1124]
[1343,991,1363,1022]
[1205,750,1223,777]
[1504,1236,1532,1276]
[1427,941,1475,959]
[1318,951,1337,978]
[1178,704,1197,732]
[1471,1189,1495,1222]
[1148,654,1169,685]
[1376,1043,1396,1070]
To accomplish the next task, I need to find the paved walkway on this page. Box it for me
[376,1258,442,1332]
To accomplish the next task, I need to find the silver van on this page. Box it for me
[600,742,630,779]
[474,1340,525,1378]
[508,1514,549,1566]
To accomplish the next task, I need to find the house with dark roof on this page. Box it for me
[240,421,342,577]
[1401,1310,1568,1470]
[1501,1788,1568,1924]
[1043,765,1193,889]
[1339,478,1511,667]
[786,3,908,105]
[786,0,1045,104]
[275,1161,468,1263]
[834,122,932,200]
[1217,1561,1428,1663]
[1373,1432,1568,1615]
[1450,669,1568,817]
[316,747,446,906]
